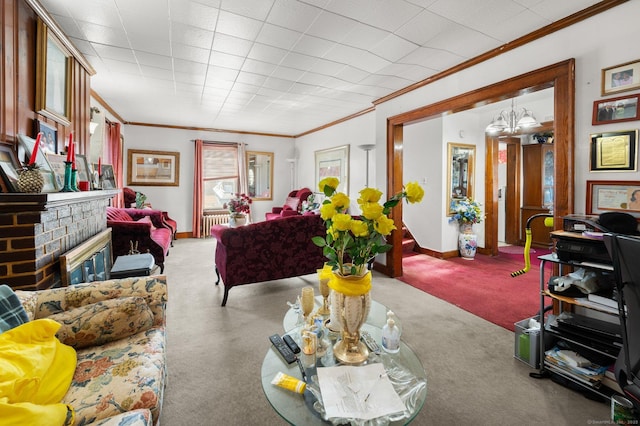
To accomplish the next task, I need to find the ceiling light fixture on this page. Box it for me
[485,99,540,134]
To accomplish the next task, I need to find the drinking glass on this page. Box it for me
[301,286,315,323]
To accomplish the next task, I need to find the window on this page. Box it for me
[202,144,239,211]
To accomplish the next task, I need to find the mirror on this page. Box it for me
[447,143,475,215]
[247,151,273,200]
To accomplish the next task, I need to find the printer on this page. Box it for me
[554,212,640,264]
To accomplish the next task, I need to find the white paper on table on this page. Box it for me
[316,363,406,421]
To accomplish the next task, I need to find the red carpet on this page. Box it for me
[399,253,552,332]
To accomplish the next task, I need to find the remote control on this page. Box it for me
[361,331,381,354]
[283,334,301,354]
[269,334,297,364]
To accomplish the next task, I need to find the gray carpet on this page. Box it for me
[160,238,610,425]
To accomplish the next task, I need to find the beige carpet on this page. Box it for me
[160,238,610,425]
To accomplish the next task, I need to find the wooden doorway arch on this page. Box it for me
[383,59,574,277]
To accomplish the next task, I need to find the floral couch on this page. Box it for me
[15,275,168,426]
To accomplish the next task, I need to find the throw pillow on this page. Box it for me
[0,284,30,333]
[48,297,154,349]
[136,216,157,230]
[284,196,300,211]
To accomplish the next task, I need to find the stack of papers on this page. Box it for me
[316,363,406,421]
[545,346,608,388]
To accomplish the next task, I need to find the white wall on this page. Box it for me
[122,125,295,233]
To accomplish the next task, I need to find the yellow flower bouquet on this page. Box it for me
[312,177,424,278]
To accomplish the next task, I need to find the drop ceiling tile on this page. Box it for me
[370,34,418,63]
[241,58,278,76]
[171,22,215,49]
[206,65,241,82]
[68,37,98,57]
[341,22,390,50]
[279,52,318,72]
[76,21,129,48]
[171,44,211,64]
[291,34,335,57]
[120,13,171,40]
[136,52,172,69]
[395,10,452,45]
[248,43,289,65]
[209,51,245,69]
[49,15,84,39]
[141,66,174,81]
[212,33,254,56]
[236,71,268,86]
[306,11,358,43]
[426,24,499,58]
[91,44,137,63]
[220,0,275,21]
[170,0,220,30]
[256,23,302,50]
[266,0,322,32]
[216,10,263,41]
[483,9,549,41]
[324,44,390,74]
[365,0,423,32]
[128,34,172,56]
[262,76,294,91]
[334,66,369,84]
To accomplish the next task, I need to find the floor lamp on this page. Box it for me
[285,158,297,191]
[358,144,376,187]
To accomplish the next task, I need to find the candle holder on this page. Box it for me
[70,169,80,191]
[59,162,75,192]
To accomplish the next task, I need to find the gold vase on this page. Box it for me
[330,269,372,364]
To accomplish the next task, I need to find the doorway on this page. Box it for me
[385,59,574,277]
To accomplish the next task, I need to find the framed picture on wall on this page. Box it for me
[590,129,638,171]
[315,145,350,195]
[35,19,71,125]
[586,180,640,217]
[602,59,640,96]
[45,153,67,189]
[127,149,180,186]
[592,94,640,125]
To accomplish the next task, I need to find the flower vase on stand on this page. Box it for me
[329,265,372,365]
[229,213,247,228]
[458,223,477,260]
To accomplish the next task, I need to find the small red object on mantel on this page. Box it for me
[29,132,42,166]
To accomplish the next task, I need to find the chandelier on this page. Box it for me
[485,99,540,134]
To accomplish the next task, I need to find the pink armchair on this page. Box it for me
[265,188,313,220]
[123,187,178,243]
[106,207,172,273]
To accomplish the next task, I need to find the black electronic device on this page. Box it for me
[283,334,301,354]
[552,231,612,264]
[269,334,297,364]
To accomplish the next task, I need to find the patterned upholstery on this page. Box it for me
[211,214,326,306]
[106,207,172,273]
[265,188,313,220]
[16,276,167,426]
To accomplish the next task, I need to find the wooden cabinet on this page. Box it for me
[521,143,554,248]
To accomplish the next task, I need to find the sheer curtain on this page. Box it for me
[105,120,123,207]
[192,139,204,238]
[192,140,248,237]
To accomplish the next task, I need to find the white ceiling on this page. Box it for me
[39,0,602,136]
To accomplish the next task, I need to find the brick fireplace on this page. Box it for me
[0,190,119,290]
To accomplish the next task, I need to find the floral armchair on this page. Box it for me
[106,207,172,273]
[265,188,313,220]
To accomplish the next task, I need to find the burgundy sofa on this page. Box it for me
[265,188,313,220]
[211,214,326,306]
[106,207,172,273]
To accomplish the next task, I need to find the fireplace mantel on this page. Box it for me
[0,190,120,290]
[0,189,120,213]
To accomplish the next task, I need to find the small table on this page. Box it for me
[110,253,156,279]
[263,307,427,425]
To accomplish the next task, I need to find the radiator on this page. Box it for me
[202,214,229,237]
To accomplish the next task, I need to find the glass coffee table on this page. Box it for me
[263,305,427,425]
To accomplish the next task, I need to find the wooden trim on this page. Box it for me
[125,121,295,139]
[386,59,575,277]
[374,0,627,106]
[295,107,375,138]
[91,90,126,124]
